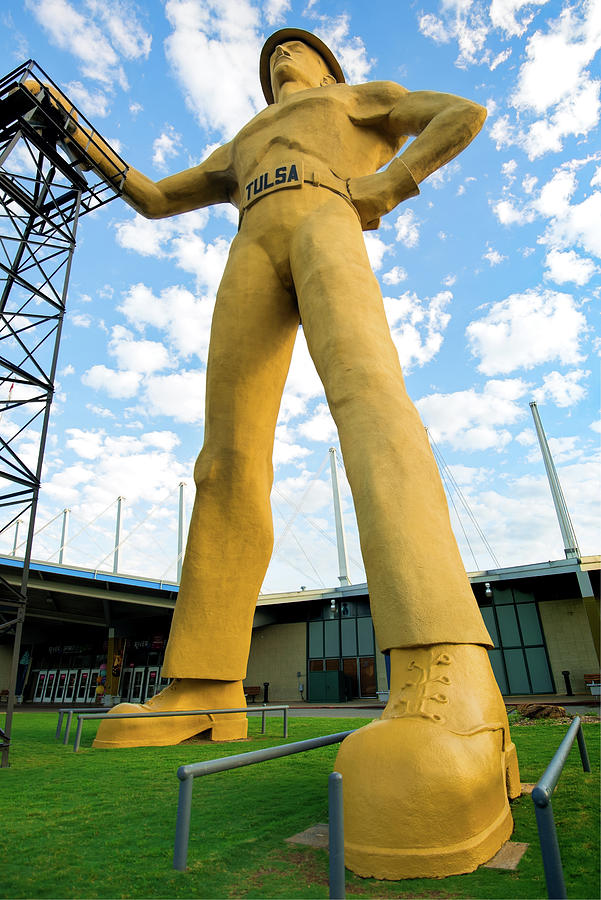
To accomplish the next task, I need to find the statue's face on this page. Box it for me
[270,40,331,96]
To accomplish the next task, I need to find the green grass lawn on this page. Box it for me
[0,711,598,899]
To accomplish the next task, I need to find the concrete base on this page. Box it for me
[484,842,529,870]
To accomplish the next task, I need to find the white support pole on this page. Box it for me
[329,447,351,586]
[58,507,70,564]
[177,481,186,583]
[530,402,580,559]
[11,519,22,556]
[113,496,124,574]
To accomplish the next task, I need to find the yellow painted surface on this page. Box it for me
[539,598,600,691]
[335,644,520,878]
[54,28,516,878]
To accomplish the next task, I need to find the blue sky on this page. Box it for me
[1,0,599,590]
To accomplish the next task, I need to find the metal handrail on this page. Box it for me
[531,716,591,899]
[72,704,289,752]
[56,707,109,744]
[173,730,353,877]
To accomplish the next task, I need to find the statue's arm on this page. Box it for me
[349,88,487,230]
[119,144,235,219]
[21,80,234,218]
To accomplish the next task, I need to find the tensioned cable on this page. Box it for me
[271,497,326,588]
[427,429,500,569]
[94,485,180,571]
[272,450,330,557]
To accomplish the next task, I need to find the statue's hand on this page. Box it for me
[348,159,420,231]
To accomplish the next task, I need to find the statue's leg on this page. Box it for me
[291,197,519,878]
[94,234,299,749]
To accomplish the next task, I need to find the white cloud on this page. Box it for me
[516,427,537,446]
[63,80,110,117]
[118,283,215,363]
[70,313,92,327]
[279,333,324,423]
[26,0,151,88]
[82,364,141,398]
[483,245,507,265]
[114,211,229,295]
[383,290,452,373]
[264,0,291,26]
[108,325,174,374]
[394,209,420,247]
[544,248,598,284]
[164,0,264,139]
[532,369,589,407]
[540,189,601,258]
[297,403,337,443]
[490,0,549,38]
[66,427,105,459]
[363,233,390,270]
[382,266,408,285]
[142,370,206,423]
[467,289,588,375]
[309,12,373,83]
[152,125,182,171]
[417,378,530,452]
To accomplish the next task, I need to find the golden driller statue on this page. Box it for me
[42,28,521,879]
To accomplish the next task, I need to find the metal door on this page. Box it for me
[33,670,47,702]
[144,667,160,700]
[87,669,100,703]
[76,669,90,703]
[129,667,146,703]
[53,669,69,703]
[42,669,57,702]
[119,668,132,702]
[359,657,377,697]
[64,670,78,703]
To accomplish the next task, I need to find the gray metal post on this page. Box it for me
[576,725,591,772]
[177,482,185,582]
[173,775,194,871]
[58,508,70,564]
[329,772,345,899]
[530,402,580,559]
[113,496,124,574]
[73,716,84,753]
[533,800,567,899]
[261,708,266,734]
[283,707,288,738]
[329,447,351,585]
[55,711,64,740]
[63,710,74,745]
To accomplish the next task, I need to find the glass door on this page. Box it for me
[33,670,47,702]
[87,669,100,703]
[64,670,78,704]
[144,667,160,700]
[119,668,133,702]
[130,667,146,703]
[76,670,90,703]
[54,670,69,704]
[42,670,57,703]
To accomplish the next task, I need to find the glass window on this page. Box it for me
[497,605,521,646]
[357,617,374,655]
[480,607,499,647]
[493,586,513,605]
[488,649,508,694]
[325,658,339,671]
[341,618,357,656]
[324,619,340,657]
[514,588,535,604]
[309,659,324,672]
[526,648,554,692]
[517,604,543,645]
[504,649,530,694]
[308,621,324,658]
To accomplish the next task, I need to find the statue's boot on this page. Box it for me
[335,644,520,879]
[92,678,247,748]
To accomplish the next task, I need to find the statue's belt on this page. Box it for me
[238,160,359,225]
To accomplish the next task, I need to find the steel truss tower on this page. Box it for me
[0,61,126,766]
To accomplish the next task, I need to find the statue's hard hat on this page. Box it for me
[260,28,345,104]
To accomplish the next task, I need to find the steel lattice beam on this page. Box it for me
[0,60,126,766]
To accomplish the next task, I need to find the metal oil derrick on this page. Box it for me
[0,60,127,766]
